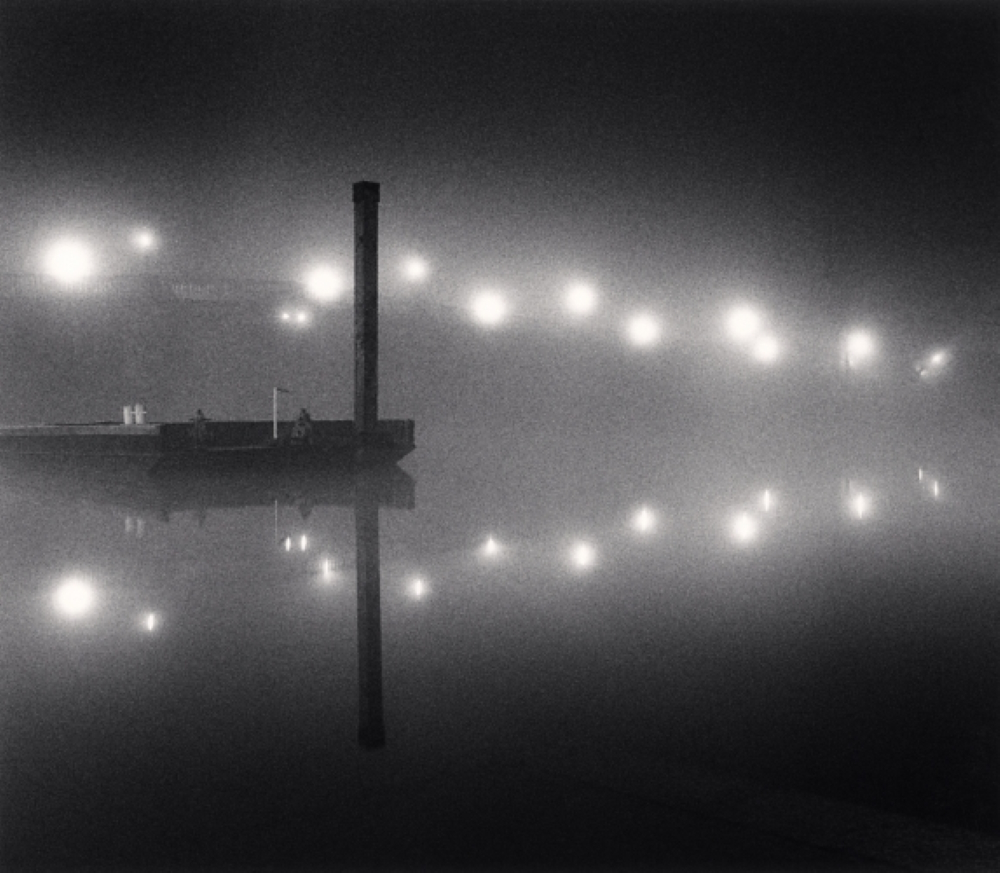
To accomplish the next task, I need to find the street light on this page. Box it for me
[44,239,94,285]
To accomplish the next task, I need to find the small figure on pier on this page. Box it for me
[191,409,209,447]
[290,408,314,445]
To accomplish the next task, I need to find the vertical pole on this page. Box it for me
[355,479,385,748]
[273,387,278,440]
[353,181,380,439]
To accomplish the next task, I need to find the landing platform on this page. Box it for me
[0,419,415,465]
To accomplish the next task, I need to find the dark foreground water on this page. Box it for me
[2,423,1000,870]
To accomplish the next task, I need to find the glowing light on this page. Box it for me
[409,577,429,599]
[626,313,661,347]
[751,334,781,364]
[470,291,509,327]
[726,305,762,343]
[295,310,311,325]
[730,512,759,545]
[143,612,159,632]
[132,228,157,252]
[53,577,95,618]
[569,541,597,570]
[932,480,940,499]
[918,348,950,379]
[283,536,292,552]
[761,489,773,513]
[44,239,94,285]
[402,255,429,283]
[631,505,656,533]
[300,534,308,551]
[917,467,924,483]
[845,330,876,368]
[564,282,597,316]
[304,265,346,302]
[850,492,871,520]
[280,311,291,321]
[482,535,501,558]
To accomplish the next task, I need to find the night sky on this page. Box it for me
[1,0,997,319]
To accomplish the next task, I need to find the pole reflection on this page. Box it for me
[355,474,385,749]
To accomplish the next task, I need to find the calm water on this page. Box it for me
[2,304,999,868]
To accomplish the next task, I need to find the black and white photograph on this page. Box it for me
[0,0,998,869]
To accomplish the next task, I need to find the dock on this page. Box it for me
[0,181,414,467]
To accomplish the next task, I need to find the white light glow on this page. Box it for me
[564,282,597,316]
[53,578,96,618]
[726,306,762,343]
[845,330,877,368]
[44,239,94,285]
[569,540,597,570]
[626,313,661,347]
[631,506,656,533]
[280,311,291,321]
[132,228,157,252]
[751,334,781,364]
[850,492,871,520]
[409,577,429,599]
[932,480,940,499]
[761,489,774,513]
[283,536,292,552]
[143,612,159,632]
[471,291,509,327]
[304,265,346,302]
[918,348,950,379]
[731,512,759,545]
[482,535,501,558]
[300,535,308,551]
[295,310,311,325]
[402,255,429,283]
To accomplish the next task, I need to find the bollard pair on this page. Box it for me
[122,404,147,425]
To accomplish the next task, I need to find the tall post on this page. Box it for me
[353,181,380,439]
[355,479,385,748]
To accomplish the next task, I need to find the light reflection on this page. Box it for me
[917,348,950,380]
[401,255,429,283]
[751,334,781,364]
[143,612,159,632]
[44,238,94,285]
[300,534,309,551]
[631,505,656,534]
[725,305,762,343]
[471,291,509,327]
[844,329,877,369]
[481,535,501,558]
[53,577,96,618]
[569,540,597,570]
[626,313,661,347]
[564,282,597,316]
[849,491,872,520]
[408,577,429,599]
[760,489,774,513]
[131,228,157,252]
[730,512,759,545]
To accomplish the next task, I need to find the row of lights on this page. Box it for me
[42,236,951,379]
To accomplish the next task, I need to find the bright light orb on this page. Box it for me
[304,265,345,302]
[295,310,311,325]
[631,506,656,534]
[569,541,597,570]
[750,334,781,364]
[44,239,94,285]
[132,228,156,252]
[564,282,597,317]
[850,492,872,520]
[626,313,661,347]
[409,577,429,599]
[730,512,759,545]
[845,330,876,368]
[482,535,501,558]
[143,612,159,632]
[918,348,950,379]
[471,291,509,327]
[53,578,96,618]
[402,255,429,283]
[726,305,762,343]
